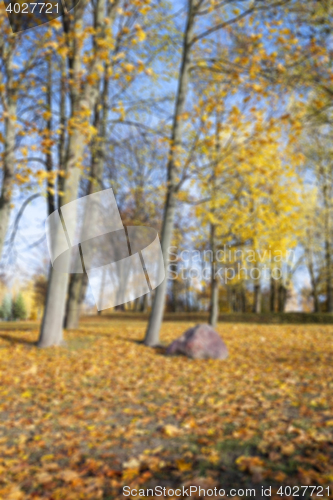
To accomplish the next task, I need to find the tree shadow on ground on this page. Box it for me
[0,333,36,346]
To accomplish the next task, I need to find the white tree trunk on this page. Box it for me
[37,168,81,347]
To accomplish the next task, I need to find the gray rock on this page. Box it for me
[166,324,228,360]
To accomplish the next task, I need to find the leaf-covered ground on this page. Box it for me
[0,320,332,499]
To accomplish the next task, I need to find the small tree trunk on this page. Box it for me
[185,271,190,312]
[321,169,333,312]
[231,287,237,312]
[311,275,319,313]
[140,294,148,313]
[325,221,333,312]
[227,286,232,312]
[132,297,139,312]
[278,283,286,312]
[236,290,242,312]
[209,110,221,328]
[253,284,261,313]
[240,285,246,313]
[64,273,88,328]
[209,277,218,327]
[270,272,275,313]
[115,304,125,311]
[306,247,319,313]
[209,225,218,328]
[313,289,319,313]
[170,264,179,312]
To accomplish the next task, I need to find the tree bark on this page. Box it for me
[209,111,221,329]
[64,273,89,328]
[309,264,319,313]
[144,0,196,346]
[270,271,275,313]
[308,260,319,313]
[323,181,333,312]
[278,283,286,313]
[253,283,261,313]
[58,56,67,206]
[231,287,236,312]
[209,225,219,328]
[45,56,56,216]
[140,294,148,313]
[240,285,246,313]
[0,36,16,259]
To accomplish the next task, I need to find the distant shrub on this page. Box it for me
[0,295,12,321]
[12,293,27,320]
